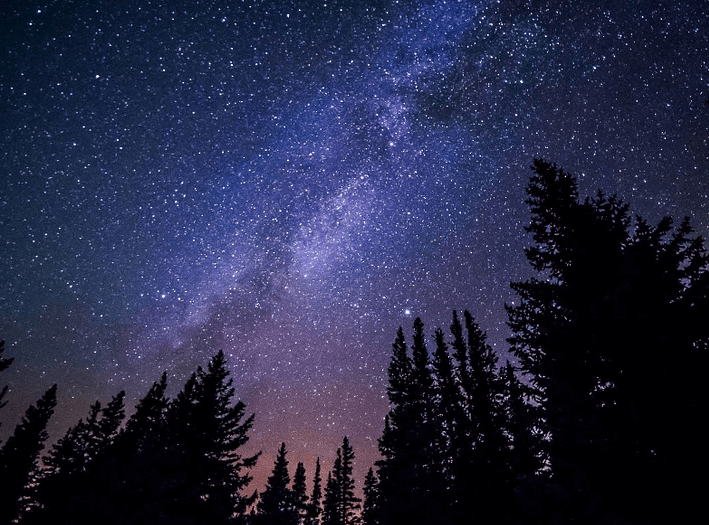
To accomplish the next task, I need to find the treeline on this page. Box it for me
[2,159,707,524]
[365,160,708,525]
[0,349,260,525]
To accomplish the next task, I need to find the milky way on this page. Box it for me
[2,0,707,490]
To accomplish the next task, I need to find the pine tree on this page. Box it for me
[166,350,260,524]
[376,326,415,525]
[501,361,541,483]
[90,373,171,524]
[361,467,379,525]
[119,371,169,454]
[322,471,340,525]
[28,390,126,524]
[323,438,359,525]
[500,360,544,524]
[507,159,709,522]
[377,319,451,525]
[292,461,308,524]
[0,384,57,524]
[429,327,463,523]
[337,437,359,525]
[257,442,297,525]
[307,457,323,525]
[507,160,631,521]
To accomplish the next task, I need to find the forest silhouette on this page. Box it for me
[1,160,706,524]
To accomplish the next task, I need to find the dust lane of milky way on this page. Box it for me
[1,0,707,491]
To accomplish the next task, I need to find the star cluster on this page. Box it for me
[2,0,707,489]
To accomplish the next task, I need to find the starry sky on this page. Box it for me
[1,0,708,493]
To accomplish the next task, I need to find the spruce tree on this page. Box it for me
[307,457,323,525]
[507,159,709,522]
[28,390,126,524]
[429,327,463,523]
[323,438,359,525]
[292,461,308,524]
[0,384,57,524]
[119,371,169,454]
[361,467,379,525]
[257,442,297,525]
[337,437,359,525]
[322,471,340,525]
[166,351,260,524]
[376,319,445,525]
[91,373,171,524]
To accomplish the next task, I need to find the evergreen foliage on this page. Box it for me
[2,158,706,525]
[22,351,259,525]
[322,437,359,525]
[307,457,323,525]
[507,159,709,523]
[27,391,126,524]
[161,350,260,524]
[377,314,522,525]
[361,467,379,525]
[0,384,57,525]
[292,461,308,525]
[376,321,445,525]
[257,442,298,525]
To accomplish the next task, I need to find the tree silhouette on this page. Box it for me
[165,350,260,524]
[292,461,308,525]
[307,457,323,525]
[376,320,444,525]
[361,467,379,525]
[0,384,57,524]
[27,390,125,524]
[91,373,171,524]
[323,437,359,525]
[257,442,297,525]
[507,159,709,523]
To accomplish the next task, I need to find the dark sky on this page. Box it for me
[1,0,707,492]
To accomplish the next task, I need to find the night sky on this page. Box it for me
[2,0,707,492]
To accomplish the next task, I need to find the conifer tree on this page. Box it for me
[429,327,463,522]
[323,437,359,525]
[507,159,709,522]
[292,461,308,524]
[88,374,171,524]
[501,361,540,482]
[119,371,169,454]
[307,457,323,525]
[322,471,340,525]
[0,384,57,525]
[376,319,446,525]
[27,390,125,524]
[499,360,544,524]
[257,442,297,525]
[361,467,379,525]
[166,350,260,524]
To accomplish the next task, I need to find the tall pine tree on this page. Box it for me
[257,442,297,525]
[307,457,323,525]
[507,159,709,522]
[361,467,379,525]
[292,461,308,525]
[26,390,126,524]
[323,437,359,525]
[166,350,260,524]
[0,384,57,525]
[376,320,443,525]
